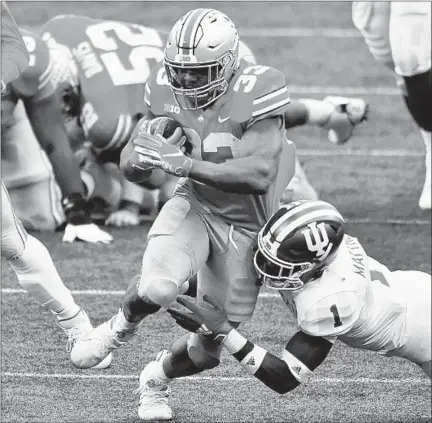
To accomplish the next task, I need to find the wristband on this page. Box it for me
[222,329,248,354]
[281,349,313,383]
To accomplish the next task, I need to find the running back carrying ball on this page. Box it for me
[125,117,189,181]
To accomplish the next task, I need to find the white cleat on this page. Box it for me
[135,350,173,421]
[70,317,134,369]
[322,96,369,145]
[281,156,319,204]
[419,183,431,210]
[59,309,112,369]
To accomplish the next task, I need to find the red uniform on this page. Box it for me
[2,29,55,187]
[145,60,293,232]
[41,15,165,154]
[142,60,294,322]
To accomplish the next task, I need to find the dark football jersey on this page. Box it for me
[41,15,165,152]
[145,60,295,232]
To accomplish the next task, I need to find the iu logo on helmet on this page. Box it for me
[302,222,333,261]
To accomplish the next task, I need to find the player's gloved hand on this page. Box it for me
[133,128,192,178]
[62,193,113,244]
[105,201,141,227]
[167,295,233,343]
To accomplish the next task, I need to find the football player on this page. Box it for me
[168,200,431,406]
[1,3,111,369]
[42,14,368,225]
[1,27,112,242]
[1,1,29,89]
[69,8,297,420]
[41,14,172,227]
[352,2,431,210]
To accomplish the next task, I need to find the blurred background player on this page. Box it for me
[168,200,431,403]
[1,1,28,89]
[1,26,112,243]
[42,14,368,227]
[1,0,112,369]
[352,2,431,210]
[41,15,170,227]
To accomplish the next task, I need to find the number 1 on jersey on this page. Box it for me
[330,304,343,327]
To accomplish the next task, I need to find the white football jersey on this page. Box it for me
[280,234,409,355]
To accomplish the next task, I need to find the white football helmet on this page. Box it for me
[164,8,240,110]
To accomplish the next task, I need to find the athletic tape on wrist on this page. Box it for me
[222,329,248,354]
[281,349,313,383]
[240,346,267,375]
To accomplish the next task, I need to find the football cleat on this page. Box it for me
[419,171,431,210]
[280,156,319,204]
[70,316,136,369]
[322,96,369,145]
[59,309,112,369]
[134,350,173,421]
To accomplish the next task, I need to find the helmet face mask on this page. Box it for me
[164,9,239,110]
[254,238,314,291]
[254,200,346,292]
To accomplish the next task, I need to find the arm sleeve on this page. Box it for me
[1,1,29,85]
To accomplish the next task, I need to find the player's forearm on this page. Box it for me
[26,101,84,196]
[1,2,30,84]
[189,157,275,194]
[221,329,301,394]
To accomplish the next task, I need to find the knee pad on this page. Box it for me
[402,70,432,131]
[137,235,194,308]
[1,226,27,260]
[123,274,161,319]
[142,277,180,309]
[186,333,222,370]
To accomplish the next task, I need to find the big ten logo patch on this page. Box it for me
[182,130,239,164]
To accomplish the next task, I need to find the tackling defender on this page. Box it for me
[70,8,296,420]
[1,27,112,243]
[169,200,431,407]
[1,2,111,369]
[41,14,368,225]
[352,2,431,210]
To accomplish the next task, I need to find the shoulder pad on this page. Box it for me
[13,29,53,98]
[144,66,176,116]
[299,291,361,338]
[228,62,291,124]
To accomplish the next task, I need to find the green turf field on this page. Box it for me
[2,2,431,422]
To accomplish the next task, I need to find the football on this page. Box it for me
[149,117,192,155]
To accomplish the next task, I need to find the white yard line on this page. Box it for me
[286,85,399,96]
[1,372,427,384]
[297,149,424,157]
